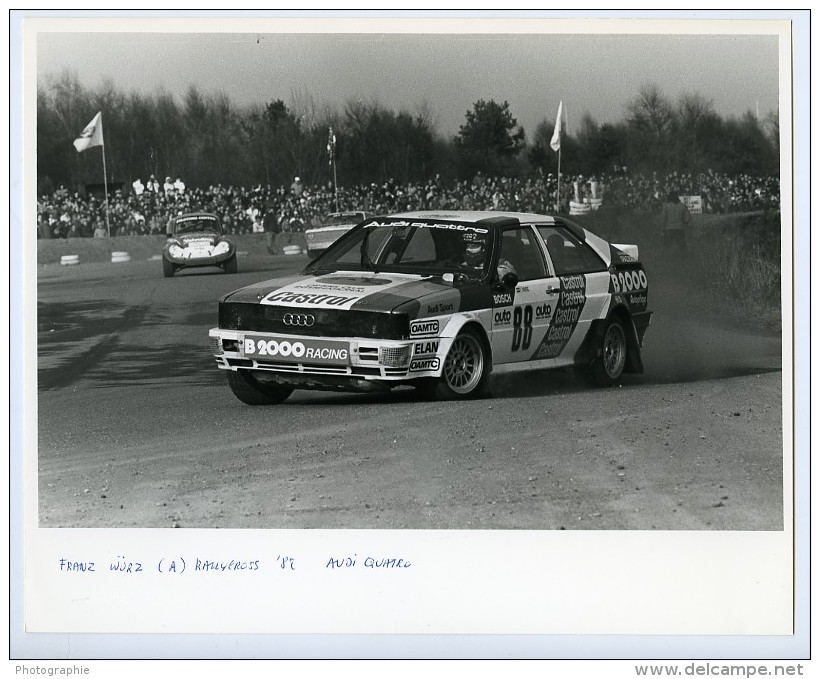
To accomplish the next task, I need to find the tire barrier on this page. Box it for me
[569,198,603,215]
[39,233,309,266]
[60,255,79,266]
[111,251,132,263]
[283,245,302,256]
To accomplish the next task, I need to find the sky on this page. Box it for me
[34,14,783,140]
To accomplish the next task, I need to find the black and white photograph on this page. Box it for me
[12,9,808,664]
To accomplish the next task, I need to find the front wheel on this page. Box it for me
[429,328,491,400]
[162,257,175,278]
[227,370,293,405]
[223,255,238,274]
[587,317,627,386]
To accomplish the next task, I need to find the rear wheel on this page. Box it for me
[587,317,627,386]
[227,370,293,405]
[224,255,238,274]
[162,258,175,278]
[429,328,491,400]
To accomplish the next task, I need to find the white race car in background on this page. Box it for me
[163,212,237,277]
[304,211,373,258]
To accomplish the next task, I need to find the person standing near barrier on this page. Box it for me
[263,204,280,255]
[660,192,691,256]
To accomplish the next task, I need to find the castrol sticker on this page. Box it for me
[529,274,587,360]
[260,274,417,310]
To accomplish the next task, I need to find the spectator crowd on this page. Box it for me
[36,169,781,239]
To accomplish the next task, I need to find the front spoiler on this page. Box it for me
[209,327,447,385]
[164,248,235,267]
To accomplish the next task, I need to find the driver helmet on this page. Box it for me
[464,237,486,268]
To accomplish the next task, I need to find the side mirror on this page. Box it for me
[501,271,519,289]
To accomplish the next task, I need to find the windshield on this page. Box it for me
[174,216,221,235]
[307,218,493,277]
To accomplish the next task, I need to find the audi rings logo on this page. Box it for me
[282,313,315,327]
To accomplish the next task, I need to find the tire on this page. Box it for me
[162,257,175,278]
[587,317,627,386]
[227,370,293,405]
[224,255,238,274]
[430,328,491,400]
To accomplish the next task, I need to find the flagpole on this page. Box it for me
[549,100,564,214]
[556,145,561,213]
[101,143,111,237]
[328,127,339,212]
[333,157,339,212]
[558,102,564,213]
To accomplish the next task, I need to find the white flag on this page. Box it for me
[73,111,104,152]
[327,127,336,165]
[550,101,563,152]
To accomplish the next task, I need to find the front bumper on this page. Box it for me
[164,247,235,267]
[209,327,446,385]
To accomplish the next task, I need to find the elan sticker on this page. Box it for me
[413,340,440,356]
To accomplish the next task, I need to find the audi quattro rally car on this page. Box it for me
[209,211,651,405]
[163,212,237,277]
[304,211,373,258]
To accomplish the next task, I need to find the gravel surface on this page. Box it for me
[36,254,784,530]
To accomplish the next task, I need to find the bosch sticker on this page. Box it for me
[492,292,514,307]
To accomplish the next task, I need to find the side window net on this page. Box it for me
[538,226,607,275]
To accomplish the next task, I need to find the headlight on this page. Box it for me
[168,244,185,257]
[212,241,230,256]
[379,345,412,367]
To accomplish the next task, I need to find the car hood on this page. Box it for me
[222,270,487,317]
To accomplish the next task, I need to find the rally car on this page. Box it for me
[163,212,237,277]
[209,211,651,404]
[304,211,373,258]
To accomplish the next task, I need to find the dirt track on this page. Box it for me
[36,253,784,530]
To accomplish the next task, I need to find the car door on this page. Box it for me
[490,225,556,366]
[532,223,610,362]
